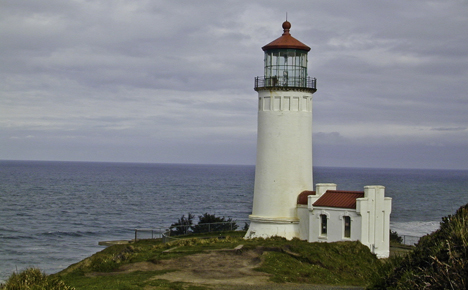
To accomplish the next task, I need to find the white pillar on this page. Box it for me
[357,185,392,258]
[315,183,337,197]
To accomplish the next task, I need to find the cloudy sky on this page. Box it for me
[1,0,467,170]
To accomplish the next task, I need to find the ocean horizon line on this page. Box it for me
[1,159,468,172]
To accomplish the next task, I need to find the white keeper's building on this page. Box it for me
[245,21,392,259]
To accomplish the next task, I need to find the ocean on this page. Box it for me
[1,160,468,282]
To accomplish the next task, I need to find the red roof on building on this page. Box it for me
[297,190,316,205]
[262,21,311,52]
[312,190,364,209]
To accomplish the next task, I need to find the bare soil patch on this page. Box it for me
[85,246,367,289]
[119,249,271,286]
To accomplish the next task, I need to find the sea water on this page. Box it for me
[1,160,467,282]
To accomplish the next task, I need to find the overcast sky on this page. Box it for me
[1,0,467,170]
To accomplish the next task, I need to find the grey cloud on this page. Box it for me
[1,0,468,169]
[314,132,347,145]
[431,127,467,132]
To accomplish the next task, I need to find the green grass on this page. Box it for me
[251,238,379,286]
[59,236,238,275]
[2,231,383,289]
[56,234,381,288]
[60,271,208,290]
[0,268,75,290]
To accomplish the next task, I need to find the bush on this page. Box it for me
[191,213,238,233]
[368,203,468,289]
[1,268,75,290]
[168,213,238,235]
[390,230,403,244]
[169,213,194,236]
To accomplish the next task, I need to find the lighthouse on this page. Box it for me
[246,21,317,240]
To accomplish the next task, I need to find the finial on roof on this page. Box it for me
[282,20,291,35]
[261,20,310,51]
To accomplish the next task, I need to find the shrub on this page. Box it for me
[390,230,403,244]
[368,203,468,289]
[191,213,238,233]
[168,212,238,235]
[1,268,75,290]
[169,213,194,236]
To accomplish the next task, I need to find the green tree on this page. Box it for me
[169,213,194,236]
[191,213,238,233]
[390,230,403,244]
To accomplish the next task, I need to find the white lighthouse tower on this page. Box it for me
[246,21,317,240]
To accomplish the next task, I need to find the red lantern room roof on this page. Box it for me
[262,21,311,52]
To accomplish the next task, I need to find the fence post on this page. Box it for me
[135,229,137,242]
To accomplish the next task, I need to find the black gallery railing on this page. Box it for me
[255,76,317,90]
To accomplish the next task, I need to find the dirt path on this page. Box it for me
[118,250,269,285]
[113,249,364,290]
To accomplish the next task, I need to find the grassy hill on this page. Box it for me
[52,233,379,289]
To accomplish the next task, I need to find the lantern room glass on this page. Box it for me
[264,48,308,87]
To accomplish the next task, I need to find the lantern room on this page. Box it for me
[254,21,316,92]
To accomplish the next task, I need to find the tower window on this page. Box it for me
[264,49,308,88]
[344,216,351,238]
[320,214,327,236]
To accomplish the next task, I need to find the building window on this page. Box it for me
[344,216,351,238]
[320,214,327,236]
